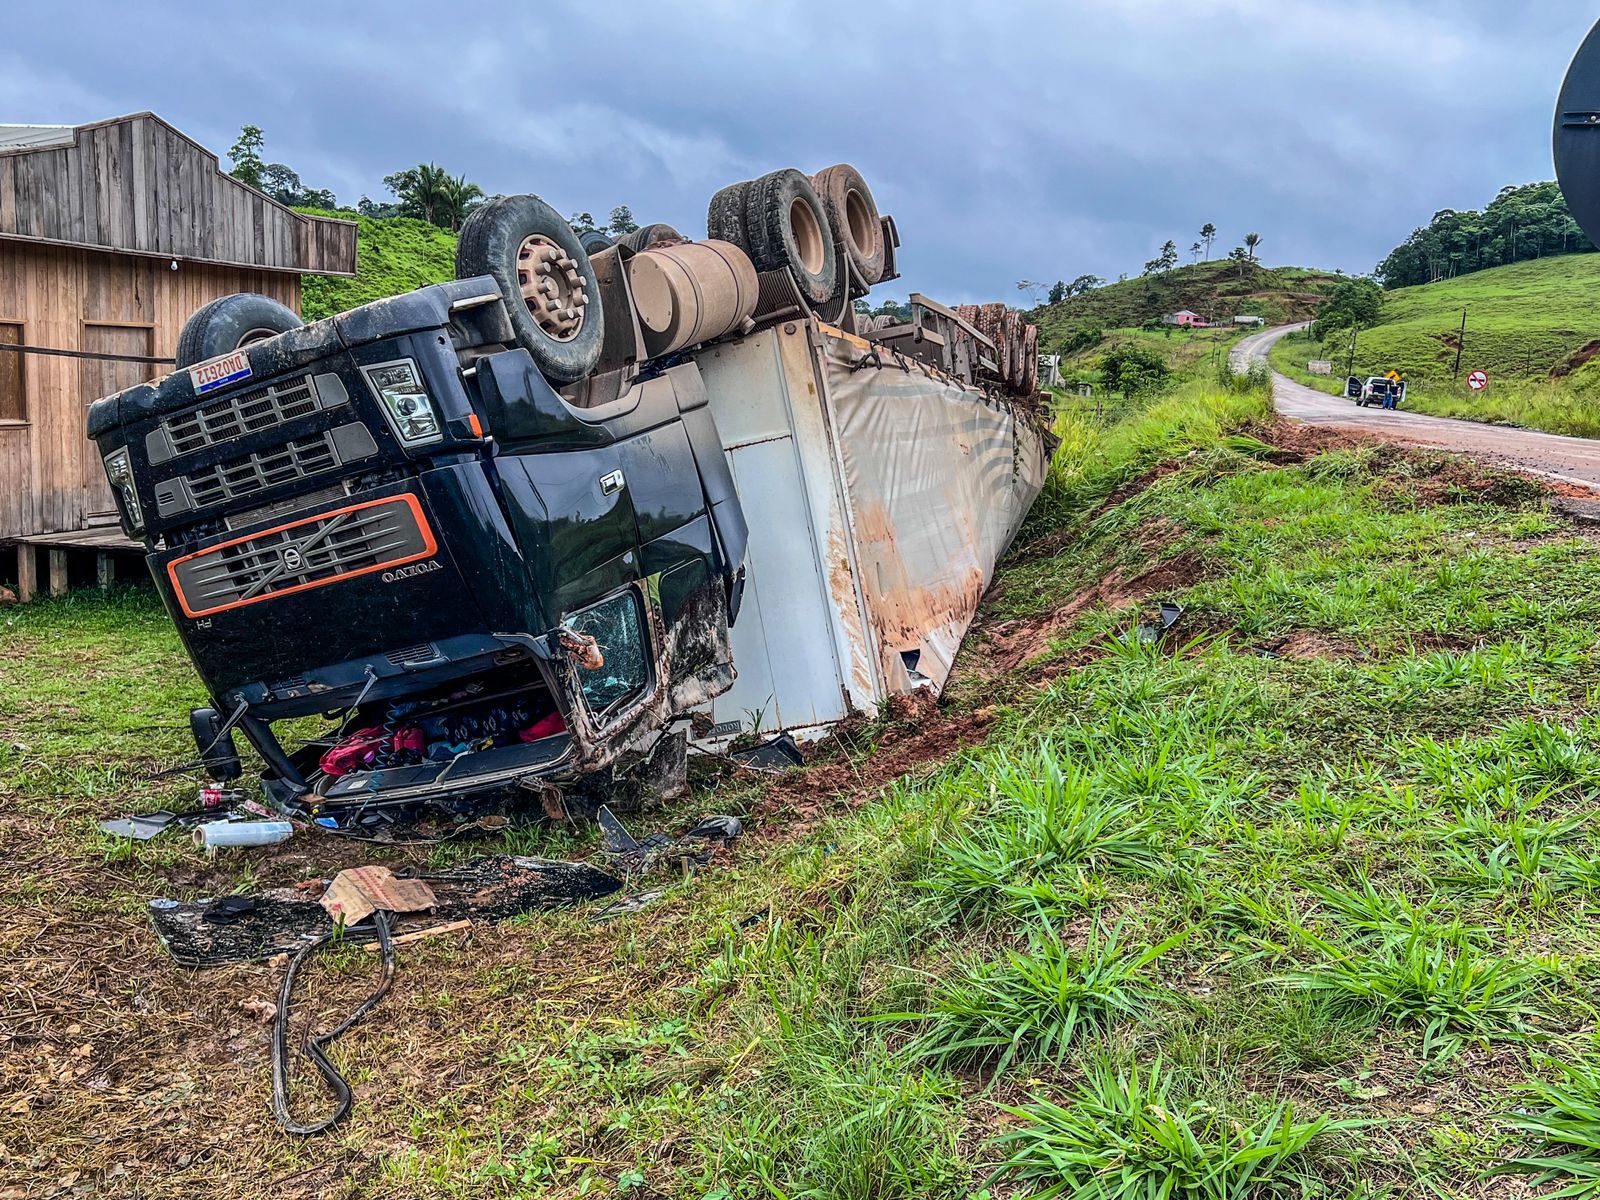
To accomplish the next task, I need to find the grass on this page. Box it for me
[10,362,1600,1196]
[994,1058,1357,1199]
[297,207,457,321]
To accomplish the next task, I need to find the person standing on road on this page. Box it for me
[1381,381,1398,410]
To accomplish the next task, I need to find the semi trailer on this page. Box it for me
[85,166,1051,822]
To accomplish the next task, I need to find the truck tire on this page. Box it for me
[707,180,752,247]
[457,193,604,385]
[811,164,885,285]
[175,294,303,368]
[617,223,681,253]
[742,169,837,306]
[580,229,615,255]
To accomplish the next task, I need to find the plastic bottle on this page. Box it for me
[192,820,294,849]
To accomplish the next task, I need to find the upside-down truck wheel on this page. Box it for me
[175,294,303,368]
[742,169,837,306]
[811,164,885,285]
[707,180,753,249]
[457,193,605,384]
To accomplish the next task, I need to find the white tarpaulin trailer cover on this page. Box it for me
[691,319,1052,741]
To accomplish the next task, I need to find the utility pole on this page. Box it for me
[1451,309,1466,381]
[1345,326,1357,379]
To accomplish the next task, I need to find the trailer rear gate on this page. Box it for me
[691,319,1051,741]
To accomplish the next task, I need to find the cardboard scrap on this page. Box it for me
[319,866,436,927]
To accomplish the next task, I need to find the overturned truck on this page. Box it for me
[86,166,1052,821]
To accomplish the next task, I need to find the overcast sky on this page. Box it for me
[2,2,1594,303]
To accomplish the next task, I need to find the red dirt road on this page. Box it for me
[1233,324,1600,491]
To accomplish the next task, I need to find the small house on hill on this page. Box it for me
[1162,310,1206,327]
[0,113,358,597]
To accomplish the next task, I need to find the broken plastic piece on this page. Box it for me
[100,811,180,840]
[729,733,804,771]
[1136,602,1185,645]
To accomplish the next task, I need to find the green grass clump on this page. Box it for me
[1500,1058,1600,1197]
[995,1058,1353,1199]
[896,921,1182,1075]
[1273,932,1554,1059]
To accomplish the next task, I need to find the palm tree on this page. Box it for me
[439,174,484,232]
[398,163,451,227]
[1244,232,1263,262]
[1200,223,1217,260]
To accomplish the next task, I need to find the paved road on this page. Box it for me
[1234,324,1600,491]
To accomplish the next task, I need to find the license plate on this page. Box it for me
[188,349,252,395]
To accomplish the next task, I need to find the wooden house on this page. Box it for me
[0,113,357,598]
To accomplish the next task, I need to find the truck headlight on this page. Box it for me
[362,359,442,446]
[101,448,144,533]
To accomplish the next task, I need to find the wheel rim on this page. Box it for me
[516,234,588,342]
[844,189,874,253]
[789,199,826,276]
[238,326,281,346]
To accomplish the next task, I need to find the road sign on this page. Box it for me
[1384,370,1403,382]
[1468,370,1488,391]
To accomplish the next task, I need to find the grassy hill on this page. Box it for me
[1032,260,1342,352]
[298,208,457,321]
[1269,255,1600,438]
[1291,254,1600,387]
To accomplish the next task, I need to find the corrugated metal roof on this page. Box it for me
[0,124,76,151]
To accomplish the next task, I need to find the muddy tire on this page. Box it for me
[176,294,302,368]
[743,169,837,305]
[457,193,604,384]
[617,223,681,253]
[707,180,753,247]
[811,164,885,285]
[579,229,615,256]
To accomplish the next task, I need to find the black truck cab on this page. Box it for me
[85,275,748,818]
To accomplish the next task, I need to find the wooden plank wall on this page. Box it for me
[0,115,357,275]
[0,241,299,540]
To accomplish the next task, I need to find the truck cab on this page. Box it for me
[86,266,748,821]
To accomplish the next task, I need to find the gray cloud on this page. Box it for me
[2,1,1593,302]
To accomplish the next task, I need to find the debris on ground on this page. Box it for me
[728,732,805,771]
[191,819,293,850]
[147,857,622,967]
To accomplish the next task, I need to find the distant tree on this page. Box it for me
[1311,278,1384,340]
[568,211,600,236]
[439,174,484,232]
[260,162,302,205]
[1244,232,1263,261]
[228,125,265,190]
[1226,246,1251,278]
[1101,343,1169,396]
[1375,181,1589,288]
[1200,222,1217,260]
[299,186,338,209]
[608,205,639,236]
[1160,240,1178,271]
[1189,241,1203,264]
[1016,279,1048,305]
[1069,274,1105,296]
[1047,280,1068,305]
[871,297,912,323]
[358,194,401,218]
[384,164,481,229]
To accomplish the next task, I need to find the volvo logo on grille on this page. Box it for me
[280,546,306,571]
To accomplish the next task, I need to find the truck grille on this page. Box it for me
[167,495,436,617]
[154,424,378,518]
[149,374,333,462]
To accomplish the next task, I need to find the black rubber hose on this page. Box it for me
[271,909,396,1135]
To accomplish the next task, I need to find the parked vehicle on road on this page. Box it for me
[1345,374,1406,407]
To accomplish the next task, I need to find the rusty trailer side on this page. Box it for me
[688,318,1051,742]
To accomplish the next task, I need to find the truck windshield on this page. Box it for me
[567,591,650,717]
